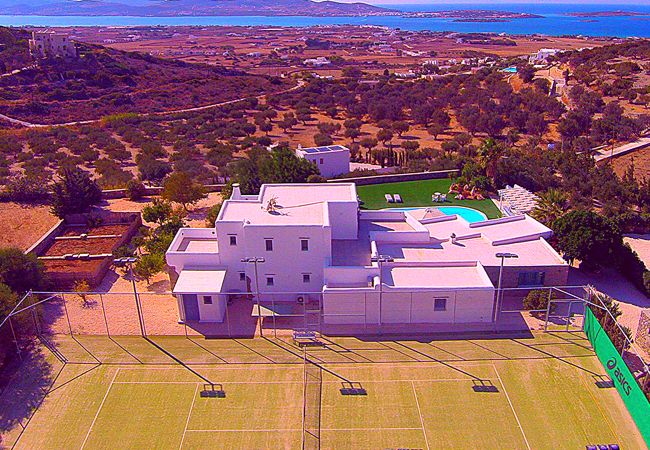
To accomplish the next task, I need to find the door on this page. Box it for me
[183,294,200,321]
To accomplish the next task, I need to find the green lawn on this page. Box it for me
[2,332,645,449]
[356,178,502,219]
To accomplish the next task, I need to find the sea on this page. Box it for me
[0,3,649,38]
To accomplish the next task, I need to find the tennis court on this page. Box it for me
[1,332,645,449]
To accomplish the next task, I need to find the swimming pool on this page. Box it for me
[385,206,488,223]
[502,67,518,73]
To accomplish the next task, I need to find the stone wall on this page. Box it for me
[101,184,224,200]
[328,170,459,186]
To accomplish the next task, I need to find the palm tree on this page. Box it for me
[476,138,504,183]
[531,188,569,226]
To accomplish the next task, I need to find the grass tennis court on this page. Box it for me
[1,332,645,449]
[356,178,502,218]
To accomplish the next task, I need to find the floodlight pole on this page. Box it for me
[242,257,265,337]
[494,252,518,332]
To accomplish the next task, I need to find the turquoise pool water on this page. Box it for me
[386,206,488,223]
[502,67,518,73]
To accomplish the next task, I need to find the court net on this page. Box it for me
[301,348,322,450]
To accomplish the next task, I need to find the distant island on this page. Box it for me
[403,10,542,20]
[1,0,398,17]
[3,0,545,19]
[567,11,647,18]
[453,19,510,23]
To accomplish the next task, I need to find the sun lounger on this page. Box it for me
[385,194,394,203]
[440,193,447,202]
[394,194,402,203]
[432,194,440,202]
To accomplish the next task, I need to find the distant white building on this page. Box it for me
[165,183,568,328]
[303,57,331,67]
[295,145,350,178]
[529,48,561,65]
[28,31,77,59]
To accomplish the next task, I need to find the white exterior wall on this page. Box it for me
[323,287,494,325]
[176,293,227,323]
[299,150,350,178]
[323,290,380,324]
[237,224,332,294]
[214,221,248,293]
[197,294,227,322]
[327,201,359,240]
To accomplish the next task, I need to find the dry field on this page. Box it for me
[65,25,612,75]
[0,203,59,251]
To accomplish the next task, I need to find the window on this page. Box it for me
[229,235,237,246]
[434,298,447,312]
[301,239,309,252]
[302,273,311,283]
[319,158,324,164]
[518,271,545,287]
[265,239,273,252]
[266,276,274,286]
[202,295,213,305]
[239,272,246,282]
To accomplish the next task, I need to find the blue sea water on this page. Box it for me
[0,3,649,37]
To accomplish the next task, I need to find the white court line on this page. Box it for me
[322,427,423,431]
[186,427,422,432]
[80,368,120,450]
[178,383,199,450]
[111,378,472,385]
[187,428,302,432]
[113,364,301,370]
[411,381,431,450]
[492,364,531,450]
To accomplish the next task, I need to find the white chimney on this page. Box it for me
[231,183,242,200]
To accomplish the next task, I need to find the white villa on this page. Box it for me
[295,145,350,178]
[165,183,568,328]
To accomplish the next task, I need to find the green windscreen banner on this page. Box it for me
[584,307,650,444]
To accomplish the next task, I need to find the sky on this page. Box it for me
[334,0,650,4]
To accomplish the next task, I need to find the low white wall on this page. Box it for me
[323,287,494,325]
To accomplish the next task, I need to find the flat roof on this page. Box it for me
[177,238,218,253]
[173,269,226,294]
[382,265,493,289]
[379,237,564,267]
[300,145,349,154]
[421,214,552,244]
[219,183,357,225]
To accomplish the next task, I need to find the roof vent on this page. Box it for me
[450,233,457,244]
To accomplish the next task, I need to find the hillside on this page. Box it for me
[0,27,291,124]
[2,0,394,17]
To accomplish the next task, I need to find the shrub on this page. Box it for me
[523,289,557,316]
[552,210,621,268]
[0,248,45,294]
[126,179,147,201]
[133,253,165,284]
[205,203,222,227]
[614,243,650,296]
[0,175,51,203]
[50,168,102,218]
[161,172,206,211]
